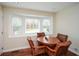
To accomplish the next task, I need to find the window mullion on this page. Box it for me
[50,17,53,34]
[22,16,25,36]
[40,19,43,32]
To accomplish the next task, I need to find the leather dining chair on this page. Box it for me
[57,33,68,42]
[46,40,72,56]
[27,37,46,56]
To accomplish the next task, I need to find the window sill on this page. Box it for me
[8,35,36,38]
[8,33,52,38]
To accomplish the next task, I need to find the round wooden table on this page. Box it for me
[37,36,60,48]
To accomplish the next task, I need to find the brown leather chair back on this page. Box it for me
[27,37,34,48]
[57,33,68,42]
[27,37,35,55]
[37,32,45,37]
[27,37,46,56]
[55,40,71,56]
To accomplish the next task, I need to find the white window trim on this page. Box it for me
[9,14,53,38]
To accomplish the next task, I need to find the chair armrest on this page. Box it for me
[32,46,35,49]
[46,46,56,53]
[35,46,46,49]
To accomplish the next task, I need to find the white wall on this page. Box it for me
[56,4,79,55]
[3,7,55,52]
[0,6,3,54]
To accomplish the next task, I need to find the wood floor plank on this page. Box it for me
[1,48,78,56]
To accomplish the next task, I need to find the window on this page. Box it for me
[10,14,53,37]
[42,19,50,34]
[12,16,23,35]
[25,18,40,34]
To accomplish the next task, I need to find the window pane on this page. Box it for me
[12,16,22,35]
[25,18,40,34]
[42,19,50,34]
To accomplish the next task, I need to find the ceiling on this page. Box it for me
[0,2,79,12]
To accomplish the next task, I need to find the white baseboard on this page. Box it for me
[69,48,79,55]
[3,46,29,52]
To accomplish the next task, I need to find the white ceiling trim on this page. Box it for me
[0,2,79,12]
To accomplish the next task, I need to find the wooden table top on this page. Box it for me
[37,36,60,45]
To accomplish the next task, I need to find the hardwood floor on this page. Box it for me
[1,48,78,56]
